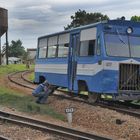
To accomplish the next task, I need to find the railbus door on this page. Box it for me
[68,32,80,91]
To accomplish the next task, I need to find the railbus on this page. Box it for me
[34,20,140,103]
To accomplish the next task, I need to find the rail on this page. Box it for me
[8,71,35,90]
[0,136,10,140]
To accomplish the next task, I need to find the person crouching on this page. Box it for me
[32,80,54,104]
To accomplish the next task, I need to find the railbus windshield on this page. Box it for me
[105,33,140,58]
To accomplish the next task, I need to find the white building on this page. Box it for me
[2,56,21,64]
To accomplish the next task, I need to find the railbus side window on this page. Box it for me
[96,36,101,55]
[38,38,47,58]
[47,36,58,58]
[58,33,70,57]
[79,27,96,57]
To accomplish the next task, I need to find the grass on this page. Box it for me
[0,64,30,75]
[132,100,140,105]
[0,86,65,120]
[28,72,35,82]
[0,64,65,121]
[0,64,35,75]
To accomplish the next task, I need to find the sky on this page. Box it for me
[0,0,140,49]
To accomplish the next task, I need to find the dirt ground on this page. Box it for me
[1,76,140,140]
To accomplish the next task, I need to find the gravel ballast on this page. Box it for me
[46,95,140,140]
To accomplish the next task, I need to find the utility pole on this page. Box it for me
[6,31,8,65]
[0,37,1,65]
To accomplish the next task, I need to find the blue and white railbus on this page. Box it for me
[35,20,140,103]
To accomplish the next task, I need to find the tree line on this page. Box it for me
[2,39,27,61]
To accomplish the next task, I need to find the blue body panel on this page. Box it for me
[35,72,68,87]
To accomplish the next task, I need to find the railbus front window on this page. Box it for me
[105,33,129,57]
[129,36,140,58]
[105,33,140,58]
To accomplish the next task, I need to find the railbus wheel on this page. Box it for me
[88,92,100,104]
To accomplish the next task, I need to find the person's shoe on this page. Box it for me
[36,96,44,104]
[36,100,41,104]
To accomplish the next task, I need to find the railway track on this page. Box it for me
[8,71,36,90]
[8,71,140,119]
[0,110,112,140]
[0,136,9,140]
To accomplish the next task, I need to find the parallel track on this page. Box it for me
[0,110,112,140]
[8,71,140,119]
[8,71,35,90]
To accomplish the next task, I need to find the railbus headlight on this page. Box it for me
[126,27,133,34]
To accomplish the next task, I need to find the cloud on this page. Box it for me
[27,5,52,13]
[10,18,40,29]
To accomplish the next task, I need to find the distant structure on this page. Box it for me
[27,48,37,64]
[6,57,21,64]
[2,56,21,64]
[8,57,21,64]
[0,7,8,65]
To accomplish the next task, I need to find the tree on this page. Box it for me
[8,39,26,58]
[131,16,140,22]
[22,51,29,61]
[64,9,109,30]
